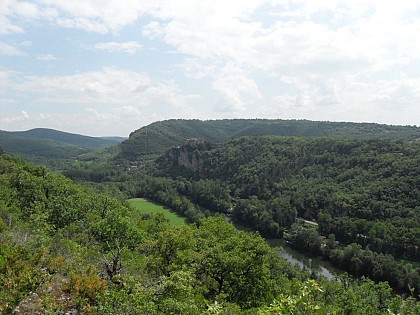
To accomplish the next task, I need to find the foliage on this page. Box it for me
[66,267,106,312]
[120,119,420,160]
[0,241,48,313]
[127,198,187,226]
[63,134,420,295]
[0,128,118,167]
[0,152,419,314]
[258,280,325,315]
[155,136,420,294]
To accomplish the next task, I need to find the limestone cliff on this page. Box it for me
[160,139,211,176]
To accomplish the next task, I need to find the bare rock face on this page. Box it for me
[178,146,202,173]
[13,273,76,315]
[159,138,210,176]
[183,138,204,146]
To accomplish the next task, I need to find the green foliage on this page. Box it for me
[0,242,48,313]
[288,222,322,255]
[120,119,420,160]
[70,134,419,295]
[259,277,420,315]
[156,136,420,294]
[0,154,128,311]
[204,301,242,315]
[195,217,279,308]
[0,152,419,314]
[258,280,325,315]
[127,198,187,226]
[328,243,420,292]
[65,267,106,312]
[131,176,208,223]
[144,224,197,277]
[0,128,119,167]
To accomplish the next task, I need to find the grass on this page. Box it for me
[127,198,187,227]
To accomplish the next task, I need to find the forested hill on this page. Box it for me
[157,136,420,293]
[1,153,419,314]
[1,128,119,148]
[120,119,420,160]
[0,128,120,163]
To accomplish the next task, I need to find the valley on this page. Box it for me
[0,118,419,314]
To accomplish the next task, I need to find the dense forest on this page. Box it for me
[0,129,121,166]
[120,119,420,160]
[153,136,420,293]
[2,119,420,313]
[0,151,419,314]
[62,135,420,297]
[59,120,420,297]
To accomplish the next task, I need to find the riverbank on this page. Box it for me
[232,220,342,279]
[267,238,342,280]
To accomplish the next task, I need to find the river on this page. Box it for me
[266,239,342,280]
[232,221,342,280]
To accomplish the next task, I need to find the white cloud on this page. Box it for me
[0,0,24,34]
[2,0,420,134]
[143,2,420,82]
[36,54,59,61]
[19,67,151,104]
[16,67,198,111]
[56,17,109,34]
[0,70,18,94]
[212,65,262,113]
[0,41,23,55]
[0,0,57,34]
[21,110,29,119]
[4,1,420,75]
[2,67,200,135]
[19,40,32,46]
[94,41,142,54]
[85,107,107,121]
[120,106,142,118]
[38,0,154,33]
[2,110,29,123]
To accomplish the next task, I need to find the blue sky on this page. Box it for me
[1,0,420,136]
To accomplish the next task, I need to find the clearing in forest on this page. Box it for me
[127,198,187,226]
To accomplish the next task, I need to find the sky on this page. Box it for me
[1,0,420,137]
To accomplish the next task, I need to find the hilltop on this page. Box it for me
[119,119,420,160]
[0,128,122,164]
[3,121,419,165]
[2,128,121,147]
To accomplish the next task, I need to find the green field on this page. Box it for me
[127,198,187,226]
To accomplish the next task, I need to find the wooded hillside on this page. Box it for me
[156,136,420,293]
[119,119,420,160]
[1,153,419,314]
[0,128,119,165]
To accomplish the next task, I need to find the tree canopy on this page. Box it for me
[1,153,419,314]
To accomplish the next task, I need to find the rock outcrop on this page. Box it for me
[160,139,211,176]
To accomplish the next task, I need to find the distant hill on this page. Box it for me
[100,136,127,143]
[13,128,119,147]
[0,128,120,163]
[119,119,420,160]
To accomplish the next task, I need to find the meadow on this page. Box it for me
[127,198,187,226]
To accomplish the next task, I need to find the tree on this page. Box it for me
[195,217,277,308]
[258,280,325,315]
[269,197,297,228]
[92,206,144,279]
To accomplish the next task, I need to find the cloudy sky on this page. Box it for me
[1,0,420,136]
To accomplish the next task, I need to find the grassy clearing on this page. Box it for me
[127,198,187,227]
